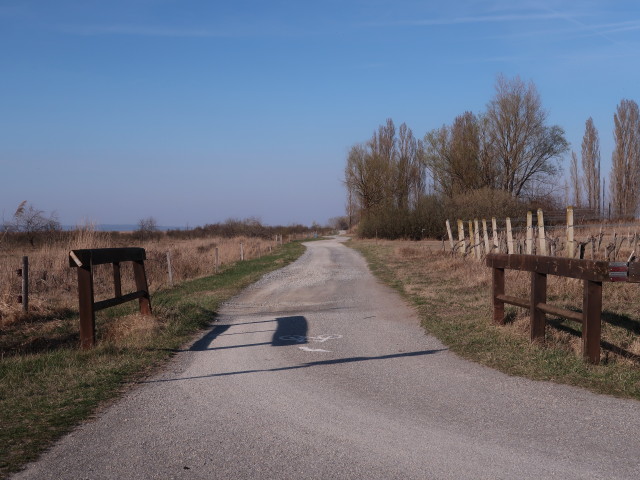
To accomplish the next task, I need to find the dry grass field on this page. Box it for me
[0,229,287,355]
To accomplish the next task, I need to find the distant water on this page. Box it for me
[62,225,179,232]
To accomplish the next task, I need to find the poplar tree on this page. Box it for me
[570,151,582,207]
[581,117,601,214]
[610,99,640,217]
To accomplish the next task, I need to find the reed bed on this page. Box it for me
[0,229,284,328]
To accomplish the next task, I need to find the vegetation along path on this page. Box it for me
[13,237,640,479]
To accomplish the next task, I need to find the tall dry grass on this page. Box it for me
[0,228,285,327]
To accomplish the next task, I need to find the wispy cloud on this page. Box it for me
[363,12,568,28]
[592,20,640,35]
[60,24,237,38]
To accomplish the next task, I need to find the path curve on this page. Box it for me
[13,237,640,479]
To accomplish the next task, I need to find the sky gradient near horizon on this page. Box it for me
[1,1,640,227]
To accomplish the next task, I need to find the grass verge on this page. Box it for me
[349,239,640,401]
[0,241,306,478]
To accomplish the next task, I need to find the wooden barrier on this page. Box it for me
[487,253,640,364]
[69,248,152,349]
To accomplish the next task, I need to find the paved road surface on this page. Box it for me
[14,237,640,479]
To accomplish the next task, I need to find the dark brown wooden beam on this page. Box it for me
[492,267,505,324]
[583,280,602,364]
[495,294,529,310]
[94,290,147,311]
[76,265,95,349]
[486,254,610,282]
[69,248,146,267]
[530,271,547,342]
[535,303,583,323]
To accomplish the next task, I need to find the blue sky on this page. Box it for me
[1,1,639,227]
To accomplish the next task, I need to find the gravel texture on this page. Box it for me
[12,237,640,479]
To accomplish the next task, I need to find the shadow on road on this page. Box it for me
[272,316,308,346]
[144,348,448,384]
[187,316,308,351]
[190,324,232,351]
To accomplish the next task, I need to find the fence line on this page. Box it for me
[446,206,640,262]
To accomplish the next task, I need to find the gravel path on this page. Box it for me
[13,237,640,479]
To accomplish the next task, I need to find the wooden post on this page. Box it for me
[166,251,173,287]
[21,256,29,313]
[133,260,152,315]
[468,220,475,258]
[526,211,533,254]
[491,217,499,252]
[113,262,122,298]
[474,219,481,259]
[492,266,505,324]
[530,271,547,342]
[482,219,490,255]
[445,220,455,252]
[76,262,95,349]
[457,219,466,255]
[582,280,602,364]
[567,206,575,258]
[240,243,244,261]
[215,247,219,274]
[506,217,514,254]
[537,209,547,256]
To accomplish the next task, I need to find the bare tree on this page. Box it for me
[137,216,158,241]
[345,119,425,215]
[570,151,582,207]
[424,111,496,197]
[344,143,390,213]
[8,201,61,246]
[581,117,601,214]
[610,99,640,218]
[484,75,568,198]
[396,122,425,209]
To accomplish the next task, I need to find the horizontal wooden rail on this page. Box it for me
[495,294,529,309]
[487,253,640,364]
[535,303,583,323]
[487,253,610,282]
[94,290,148,312]
[69,247,146,267]
[70,247,151,349]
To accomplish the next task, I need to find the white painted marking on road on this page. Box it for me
[279,334,342,343]
[299,346,330,352]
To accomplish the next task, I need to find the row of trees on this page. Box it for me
[425,76,568,200]
[569,99,640,219]
[345,75,569,238]
[345,74,640,239]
